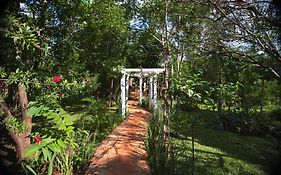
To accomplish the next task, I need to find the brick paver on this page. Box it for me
[85,100,151,175]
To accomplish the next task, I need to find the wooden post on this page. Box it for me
[126,75,130,114]
[153,74,158,111]
[139,75,143,105]
[149,76,154,110]
[121,73,126,118]
[117,68,165,115]
[144,78,147,94]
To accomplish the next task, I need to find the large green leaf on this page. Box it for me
[42,148,52,161]
[25,137,55,157]
[27,106,41,117]
[63,116,73,126]
[48,154,55,175]
[48,142,61,153]
[25,144,44,158]
[24,164,38,175]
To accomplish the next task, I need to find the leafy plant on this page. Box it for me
[79,97,116,135]
[172,66,212,110]
[146,108,169,175]
[23,103,94,175]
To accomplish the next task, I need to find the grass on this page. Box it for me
[169,111,280,175]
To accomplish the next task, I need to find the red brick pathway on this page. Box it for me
[85,100,151,175]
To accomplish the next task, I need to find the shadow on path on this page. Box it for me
[85,100,151,175]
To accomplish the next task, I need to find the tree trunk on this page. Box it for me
[170,62,174,107]
[163,0,170,148]
[18,83,32,151]
[260,78,265,117]
[163,59,169,144]
[0,83,31,161]
[217,72,223,115]
[0,97,23,161]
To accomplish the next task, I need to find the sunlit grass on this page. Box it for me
[170,111,280,175]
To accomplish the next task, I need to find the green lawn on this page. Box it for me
[170,111,280,175]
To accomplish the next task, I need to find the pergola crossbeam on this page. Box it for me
[122,68,164,74]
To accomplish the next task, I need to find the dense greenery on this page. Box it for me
[1,0,281,174]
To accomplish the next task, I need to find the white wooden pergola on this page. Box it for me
[120,68,165,118]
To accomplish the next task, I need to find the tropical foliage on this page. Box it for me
[0,0,281,174]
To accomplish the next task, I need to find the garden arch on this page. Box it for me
[120,68,165,118]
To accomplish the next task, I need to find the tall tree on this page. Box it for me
[204,0,281,79]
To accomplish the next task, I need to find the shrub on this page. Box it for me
[146,109,169,175]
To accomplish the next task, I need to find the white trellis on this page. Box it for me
[120,68,164,118]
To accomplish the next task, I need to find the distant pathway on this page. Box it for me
[85,99,151,175]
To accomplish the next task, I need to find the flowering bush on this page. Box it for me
[34,136,43,144]
[24,104,78,175]
[52,75,62,83]
[0,68,101,174]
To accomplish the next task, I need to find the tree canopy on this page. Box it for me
[1,0,281,174]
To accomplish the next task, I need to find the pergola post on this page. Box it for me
[153,74,158,111]
[118,68,165,118]
[121,72,126,118]
[139,75,143,105]
[149,76,154,110]
[126,75,130,114]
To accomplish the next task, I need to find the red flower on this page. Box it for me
[34,136,43,144]
[52,75,62,83]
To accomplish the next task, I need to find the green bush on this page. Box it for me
[22,103,90,175]
[146,109,169,175]
[21,97,117,175]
